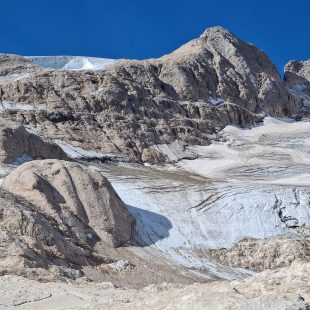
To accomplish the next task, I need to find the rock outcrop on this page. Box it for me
[0,118,68,163]
[285,60,310,85]
[2,160,135,247]
[0,188,97,281]
[0,27,302,162]
[208,237,310,271]
[284,60,310,115]
[1,260,310,309]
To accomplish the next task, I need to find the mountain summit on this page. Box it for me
[0,27,307,162]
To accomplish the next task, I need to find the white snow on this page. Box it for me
[0,165,12,176]
[55,140,128,162]
[0,101,46,111]
[27,56,116,71]
[105,171,254,280]
[90,117,310,280]
[150,140,197,162]
[268,174,310,186]
[55,140,105,159]
[208,97,224,106]
[24,126,39,135]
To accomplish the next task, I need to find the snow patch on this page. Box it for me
[0,101,46,111]
[24,126,39,135]
[27,56,116,71]
[208,97,224,106]
[150,140,198,162]
[0,165,12,176]
[54,140,126,162]
[268,174,310,186]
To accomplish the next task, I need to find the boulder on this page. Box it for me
[0,188,98,280]
[2,159,135,247]
[0,118,68,163]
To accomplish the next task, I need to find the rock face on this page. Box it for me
[0,188,98,280]
[0,118,68,163]
[285,60,310,85]
[0,27,301,162]
[2,160,135,248]
[284,60,310,114]
[159,27,297,115]
[208,237,310,271]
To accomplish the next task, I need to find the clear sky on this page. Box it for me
[0,0,309,74]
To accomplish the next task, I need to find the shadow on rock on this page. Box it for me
[127,205,172,247]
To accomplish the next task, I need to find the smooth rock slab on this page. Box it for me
[2,159,135,248]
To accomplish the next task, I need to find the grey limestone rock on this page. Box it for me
[0,27,302,162]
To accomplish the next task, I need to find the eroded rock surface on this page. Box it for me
[0,260,309,309]
[2,160,135,248]
[0,27,302,162]
[0,118,68,163]
[284,60,310,114]
[208,237,310,271]
[0,188,97,281]
[285,60,310,85]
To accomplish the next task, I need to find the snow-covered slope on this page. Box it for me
[80,117,310,280]
[27,56,116,71]
[23,117,310,281]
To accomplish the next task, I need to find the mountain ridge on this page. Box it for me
[0,26,308,163]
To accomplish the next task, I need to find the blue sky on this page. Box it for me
[0,0,309,73]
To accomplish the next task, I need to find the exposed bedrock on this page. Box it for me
[207,236,310,271]
[0,188,98,281]
[0,160,135,280]
[0,27,303,162]
[2,159,135,247]
[284,60,310,115]
[0,118,68,163]
[1,260,310,309]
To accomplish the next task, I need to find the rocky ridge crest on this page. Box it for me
[0,27,306,162]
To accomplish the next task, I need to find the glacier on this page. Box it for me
[88,117,310,279]
[27,56,116,71]
[23,117,310,280]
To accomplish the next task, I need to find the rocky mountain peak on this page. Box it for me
[0,27,306,163]
[284,59,310,114]
[200,25,237,40]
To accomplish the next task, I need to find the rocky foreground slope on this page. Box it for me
[0,26,307,162]
[1,260,309,309]
[0,159,135,281]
